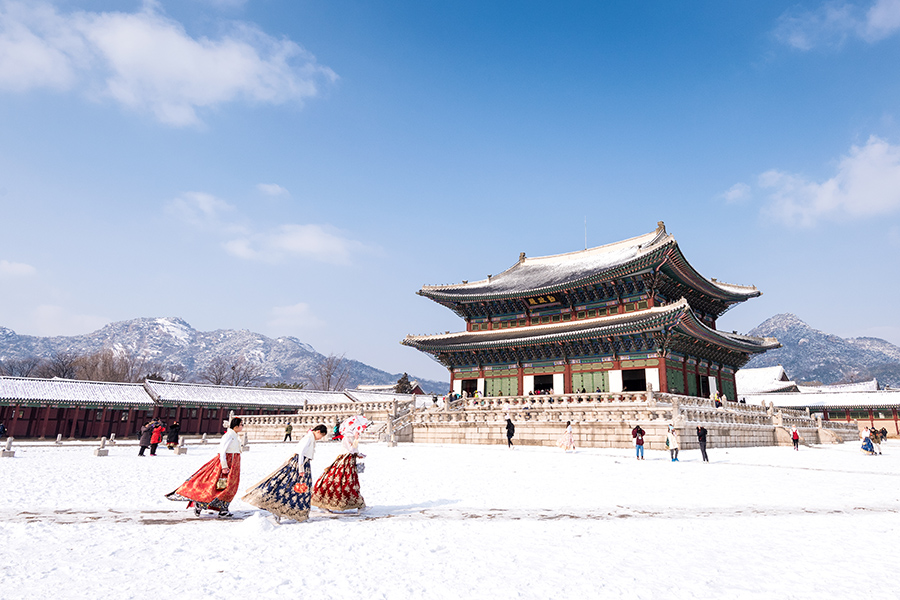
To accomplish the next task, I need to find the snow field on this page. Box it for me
[1,439,898,599]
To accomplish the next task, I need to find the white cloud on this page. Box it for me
[256,183,289,197]
[268,301,324,332]
[165,191,244,233]
[757,136,900,226]
[168,191,365,264]
[0,1,337,125]
[720,182,752,204]
[773,0,900,49]
[225,223,364,264]
[0,259,36,277]
[30,304,108,336]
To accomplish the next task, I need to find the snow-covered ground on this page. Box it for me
[1,438,898,599]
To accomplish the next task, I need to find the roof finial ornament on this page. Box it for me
[487,275,492,282]
[657,221,666,233]
[519,252,525,263]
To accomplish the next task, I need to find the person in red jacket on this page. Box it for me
[150,421,166,456]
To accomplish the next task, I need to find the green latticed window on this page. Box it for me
[571,371,609,393]
[666,368,685,394]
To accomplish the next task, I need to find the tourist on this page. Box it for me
[283,422,293,442]
[870,428,883,455]
[0,422,7,438]
[790,426,800,451]
[165,417,244,518]
[312,421,367,512]
[166,421,181,450]
[505,415,515,448]
[149,420,166,456]
[632,425,645,460]
[697,426,709,462]
[556,421,575,452]
[666,425,680,462]
[138,421,154,456]
[243,424,328,522]
[860,427,874,455]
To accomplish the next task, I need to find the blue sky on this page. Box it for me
[2,0,900,382]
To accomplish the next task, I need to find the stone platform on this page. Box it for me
[237,391,859,450]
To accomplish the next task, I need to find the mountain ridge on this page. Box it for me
[0,317,447,394]
[745,313,900,387]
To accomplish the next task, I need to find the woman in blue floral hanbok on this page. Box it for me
[861,428,875,454]
[242,424,328,522]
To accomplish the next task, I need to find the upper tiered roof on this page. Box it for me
[417,222,760,318]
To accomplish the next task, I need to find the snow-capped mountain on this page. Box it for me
[0,317,447,393]
[745,314,900,387]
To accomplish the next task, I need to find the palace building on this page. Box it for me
[403,222,780,400]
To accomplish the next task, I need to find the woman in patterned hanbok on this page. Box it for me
[166,418,244,518]
[311,417,367,512]
[242,424,328,522]
[556,421,576,452]
[861,427,875,454]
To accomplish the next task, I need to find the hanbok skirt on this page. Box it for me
[241,454,313,522]
[165,453,241,512]
[311,453,365,511]
[861,438,875,453]
[556,431,575,450]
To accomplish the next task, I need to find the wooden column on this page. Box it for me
[9,403,22,437]
[69,407,82,438]
[39,405,53,439]
[657,360,668,393]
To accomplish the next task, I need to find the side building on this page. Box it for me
[403,222,780,399]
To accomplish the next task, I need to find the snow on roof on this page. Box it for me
[420,226,668,298]
[0,376,154,406]
[344,389,420,403]
[143,380,349,406]
[796,379,879,393]
[736,366,798,394]
[741,390,900,409]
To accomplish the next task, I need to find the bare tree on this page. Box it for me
[198,356,233,385]
[308,353,350,391]
[198,355,264,387]
[73,347,152,383]
[227,355,265,387]
[39,351,80,379]
[0,356,44,377]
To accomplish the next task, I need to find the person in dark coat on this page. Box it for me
[697,426,709,462]
[166,421,181,450]
[138,422,154,456]
[505,416,515,448]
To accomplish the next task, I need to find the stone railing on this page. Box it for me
[238,391,858,448]
[238,399,415,441]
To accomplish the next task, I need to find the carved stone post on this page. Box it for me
[94,436,109,457]
[1,437,14,458]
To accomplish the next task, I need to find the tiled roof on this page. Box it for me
[143,380,349,406]
[0,376,154,406]
[344,390,421,403]
[743,390,900,409]
[418,223,760,302]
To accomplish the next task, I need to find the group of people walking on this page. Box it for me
[629,424,707,462]
[165,416,368,521]
[861,426,888,455]
[139,419,181,456]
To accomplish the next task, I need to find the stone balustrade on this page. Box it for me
[237,391,859,449]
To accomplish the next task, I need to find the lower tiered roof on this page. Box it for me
[402,298,780,369]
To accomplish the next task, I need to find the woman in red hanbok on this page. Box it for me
[311,417,367,512]
[166,418,244,518]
